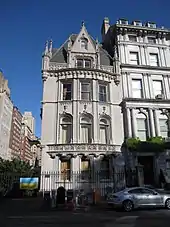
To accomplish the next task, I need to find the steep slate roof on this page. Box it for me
[50,34,112,66]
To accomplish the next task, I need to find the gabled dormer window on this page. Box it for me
[77,58,91,68]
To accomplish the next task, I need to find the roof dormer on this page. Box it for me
[71,22,96,54]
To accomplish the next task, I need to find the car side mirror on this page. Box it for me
[153,192,158,195]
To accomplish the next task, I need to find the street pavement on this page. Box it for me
[1,198,170,226]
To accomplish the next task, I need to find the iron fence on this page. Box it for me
[0,169,138,198]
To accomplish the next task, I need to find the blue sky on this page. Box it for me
[0,0,169,137]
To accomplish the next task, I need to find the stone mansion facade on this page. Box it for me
[41,18,170,190]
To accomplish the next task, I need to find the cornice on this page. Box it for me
[115,24,169,36]
[122,97,170,104]
[43,68,120,85]
[121,64,170,72]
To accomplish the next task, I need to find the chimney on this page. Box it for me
[101,17,110,42]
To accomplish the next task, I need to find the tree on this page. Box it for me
[0,158,38,197]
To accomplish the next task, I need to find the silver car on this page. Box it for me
[107,187,170,212]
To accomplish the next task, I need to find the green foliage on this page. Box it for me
[0,158,40,196]
[126,138,140,150]
[126,136,166,152]
[0,158,33,175]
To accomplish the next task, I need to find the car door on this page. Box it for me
[140,188,162,206]
[128,188,146,207]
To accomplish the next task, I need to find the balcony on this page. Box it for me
[47,143,117,157]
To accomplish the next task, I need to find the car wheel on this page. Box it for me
[123,200,133,212]
[165,199,170,209]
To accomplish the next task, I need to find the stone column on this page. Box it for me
[148,108,156,137]
[131,108,137,138]
[72,79,78,143]
[126,108,132,137]
[92,80,98,143]
[153,109,160,136]
[144,46,149,65]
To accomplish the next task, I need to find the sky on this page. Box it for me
[0,0,169,137]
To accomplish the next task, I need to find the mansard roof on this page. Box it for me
[50,34,112,66]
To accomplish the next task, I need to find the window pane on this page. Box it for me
[81,92,90,100]
[63,84,72,100]
[81,125,91,143]
[100,126,107,143]
[153,80,162,96]
[132,80,142,89]
[99,85,107,102]
[77,59,83,68]
[137,118,147,140]
[132,80,142,98]
[149,54,158,66]
[61,160,70,180]
[61,125,71,143]
[81,83,90,92]
[100,159,110,179]
[85,60,91,68]
[130,52,139,65]
[159,119,168,138]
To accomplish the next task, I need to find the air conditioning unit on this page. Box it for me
[155,94,164,99]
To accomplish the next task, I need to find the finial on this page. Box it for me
[45,40,48,54]
[49,39,52,53]
[81,21,85,27]
[96,37,99,44]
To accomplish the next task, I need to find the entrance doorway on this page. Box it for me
[138,156,154,185]
[57,187,66,204]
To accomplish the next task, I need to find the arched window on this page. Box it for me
[81,38,88,50]
[99,119,110,144]
[60,116,72,143]
[159,114,169,138]
[80,116,92,143]
[136,113,148,141]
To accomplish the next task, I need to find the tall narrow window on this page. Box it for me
[60,159,71,180]
[81,82,91,100]
[100,157,110,179]
[63,83,72,100]
[129,52,139,65]
[136,113,148,141]
[80,116,92,143]
[100,119,110,144]
[149,53,159,66]
[60,117,72,143]
[99,84,107,102]
[132,79,143,98]
[159,115,169,138]
[81,156,90,180]
[153,80,163,97]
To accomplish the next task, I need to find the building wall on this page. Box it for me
[0,92,13,160]
[102,18,170,184]
[9,106,22,159]
[41,24,124,177]
[23,111,35,135]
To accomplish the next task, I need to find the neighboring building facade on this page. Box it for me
[9,106,22,159]
[102,18,170,185]
[0,72,13,160]
[30,138,41,166]
[41,23,124,190]
[23,111,35,135]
